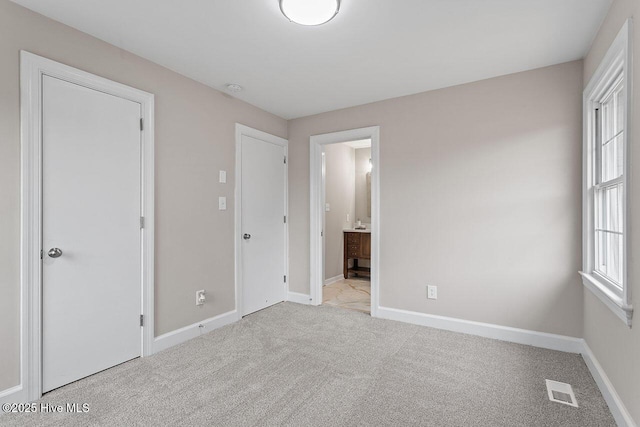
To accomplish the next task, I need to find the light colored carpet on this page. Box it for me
[323,279,371,314]
[1,303,614,426]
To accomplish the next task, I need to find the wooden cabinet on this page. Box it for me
[343,231,371,279]
[360,233,371,258]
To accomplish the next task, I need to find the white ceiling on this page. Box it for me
[344,139,371,149]
[12,0,611,119]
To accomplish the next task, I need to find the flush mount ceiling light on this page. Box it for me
[279,0,341,26]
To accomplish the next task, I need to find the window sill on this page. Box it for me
[580,272,633,327]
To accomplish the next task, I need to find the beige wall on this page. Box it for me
[323,144,355,280]
[0,0,287,391]
[583,0,640,422]
[289,60,585,338]
[354,147,372,224]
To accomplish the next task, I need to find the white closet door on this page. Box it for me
[42,75,142,392]
[241,134,286,316]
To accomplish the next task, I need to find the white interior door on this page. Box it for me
[42,75,142,392]
[241,134,286,316]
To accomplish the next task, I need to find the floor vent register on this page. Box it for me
[545,379,578,408]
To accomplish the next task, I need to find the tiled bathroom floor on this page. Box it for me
[322,278,371,314]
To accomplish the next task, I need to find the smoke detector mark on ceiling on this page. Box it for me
[226,84,243,93]
[545,379,578,408]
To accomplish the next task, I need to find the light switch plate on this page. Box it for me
[219,170,226,183]
[196,290,206,306]
[325,203,330,212]
[219,196,227,210]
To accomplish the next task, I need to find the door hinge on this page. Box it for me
[40,249,43,259]
[140,118,144,131]
[284,215,287,223]
[140,314,144,327]
[284,275,287,283]
[140,216,145,229]
[284,156,287,164]
[321,230,323,237]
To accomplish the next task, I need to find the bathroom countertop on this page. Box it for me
[343,228,371,233]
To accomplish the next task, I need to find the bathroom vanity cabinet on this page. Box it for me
[343,231,371,279]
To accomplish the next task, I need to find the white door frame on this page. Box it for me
[19,51,155,402]
[234,124,289,317]
[310,126,380,316]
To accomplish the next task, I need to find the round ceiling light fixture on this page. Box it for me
[279,0,340,26]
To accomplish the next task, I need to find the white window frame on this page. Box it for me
[581,19,633,326]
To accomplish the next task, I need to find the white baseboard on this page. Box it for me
[582,342,637,427]
[286,292,312,305]
[376,306,584,353]
[324,275,343,286]
[152,309,239,354]
[0,384,26,405]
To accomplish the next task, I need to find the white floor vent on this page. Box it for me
[545,379,578,408]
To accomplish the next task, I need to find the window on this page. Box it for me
[594,76,624,287]
[581,19,633,326]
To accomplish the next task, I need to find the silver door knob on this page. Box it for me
[243,234,251,240]
[48,248,63,258]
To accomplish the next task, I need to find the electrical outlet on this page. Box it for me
[196,290,206,306]
[427,285,437,300]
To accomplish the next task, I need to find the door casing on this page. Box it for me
[234,124,289,317]
[19,51,155,402]
[309,127,380,315]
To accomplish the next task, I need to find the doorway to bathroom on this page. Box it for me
[322,139,371,313]
[309,127,380,316]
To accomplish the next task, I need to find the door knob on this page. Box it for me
[243,234,251,240]
[48,248,63,258]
